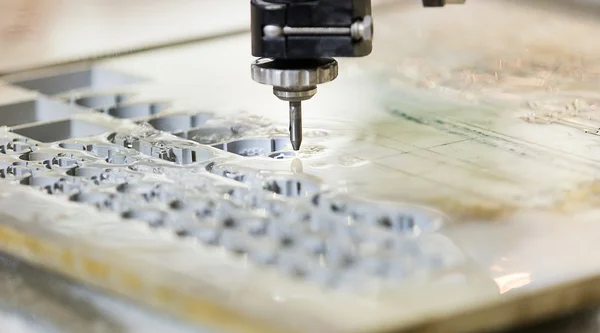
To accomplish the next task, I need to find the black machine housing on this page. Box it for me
[251,0,456,60]
[251,0,373,59]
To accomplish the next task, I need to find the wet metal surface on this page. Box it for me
[0,63,464,332]
[0,66,457,291]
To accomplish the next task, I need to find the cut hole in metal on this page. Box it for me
[0,96,88,127]
[13,120,111,143]
[263,177,320,197]
[214,138,288,157]
[58,142,86,151]
[74,92,131,110]
[186,127,234,145]
[269,151,296,159]
[122,209,169,228]
[147,113,212,132]
[11,67,142,95]
[108,101,170,119]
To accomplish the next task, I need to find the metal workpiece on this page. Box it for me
[0,61,463,333]
[251,57,338,150]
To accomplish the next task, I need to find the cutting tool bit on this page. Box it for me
[251,58,338,151]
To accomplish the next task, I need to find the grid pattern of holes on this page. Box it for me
[0,68,462,291]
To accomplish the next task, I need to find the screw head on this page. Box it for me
[351,16,373,41]
[263,25,283,37]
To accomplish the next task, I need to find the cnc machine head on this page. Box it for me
[251,0,464,60]
[250,0,465,151]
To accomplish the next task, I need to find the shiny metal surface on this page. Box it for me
[282,27,351,36]
[289,101,302,150]
[250,58,339,88]
[251,57,339,151]
[351,16,373,41]
[273,16,374,42]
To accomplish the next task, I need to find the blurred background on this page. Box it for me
[0,0,248,73]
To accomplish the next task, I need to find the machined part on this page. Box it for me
[273,86,317,102]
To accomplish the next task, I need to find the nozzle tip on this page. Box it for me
[291,140,301,151]
[289,101,303,151]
